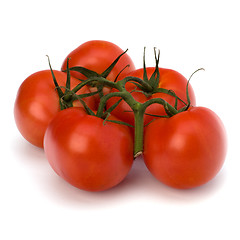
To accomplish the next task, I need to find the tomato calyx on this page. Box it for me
[144,68,205,119]
[129,48,188,104]
[142,47,160,92]
[127,48,160,95]
[47,56,99,110]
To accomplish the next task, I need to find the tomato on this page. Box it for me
[62,40,135,81]
[14,70,96,148]
[143,107,227,189]
[61,40,136,99]
[44,107,134,192]
[107,67,196,126]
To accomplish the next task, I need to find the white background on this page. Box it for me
[1,0,239,239]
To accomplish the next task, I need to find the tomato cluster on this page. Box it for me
[14,40,227,191]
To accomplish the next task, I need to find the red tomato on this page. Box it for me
[61,40,135,81]
[107,67,196,126]
[61,40,136,100]
[14,70,96,148]
[44,107,134,192]
[144,107,227,189]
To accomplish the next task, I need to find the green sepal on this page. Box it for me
[163,101,176,117]
[102,98,123,118]
[70,89,102,101]
[129,81,147,92]
[140,47,161,93]
[129,88,152,98]
[122,76,153,92]
[177,105,189,113]
[177,68,205,113]
[142,47,149,82]
[102,113,111,125]
[148,48,160,90]
[73,94,96,116]
[153,88,187,106]
[105,119,134,128]
[97,95,123,119]
[114,64,130,83]
[102,113,133,127]
[66,49,129,82]
[144,112,170,119]
[101,49,129,78]
[67,66,100,78]
[47,55,64,98]
[59,86,96,116]
[144,116,169,127]
[96,85,104,101]
[65,58,71,94]
[81,89,102,98]
[59,94,73,110]
[59,99,67,110]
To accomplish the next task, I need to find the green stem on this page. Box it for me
[96,90,137,118]
[132,99,178,157]
[71,74,180,158]
[142,98,178,117]
[96,82,180,157]
[133,104,145,158]
[96,90,145,157]
[121,76,153,92]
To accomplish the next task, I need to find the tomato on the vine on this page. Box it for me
[143,107,227,189]
[44,107,134,191]
[107,67,196,126]
[14,70,96,148]
[14,39,228,192]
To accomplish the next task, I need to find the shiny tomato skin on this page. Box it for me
[107,67,196,126]
[61,40,135,82]
[14,70,95,148]
[44,107,134,192]
[144,107,227,189]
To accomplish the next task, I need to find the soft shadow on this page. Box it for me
[132,157,227,204]
[12,136,45,163]
[12,139,226,207]
[40,156,226,207]
[39,160,143,208]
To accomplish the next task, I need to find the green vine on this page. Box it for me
[48,49,201,158]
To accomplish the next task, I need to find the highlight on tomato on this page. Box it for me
[14,70,96,148]
[44,107,134,192]
[143,106,227,189]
